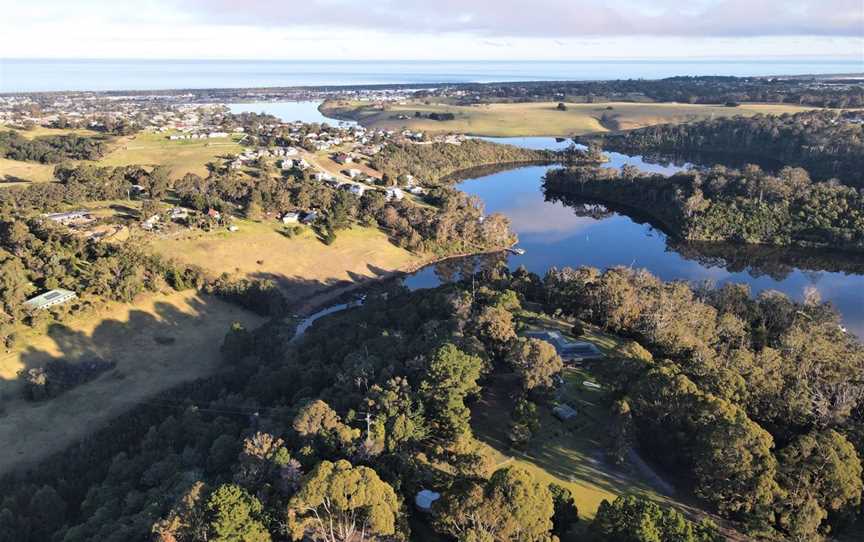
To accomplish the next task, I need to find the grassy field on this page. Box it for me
[99,131,244,179]
[472,368,666,522]
[323,100,818,137]
[0,124,101,139]
[0,289,264,475]
[150,219,421,303]
[0,157,58,185]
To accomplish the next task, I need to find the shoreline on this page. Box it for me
[290,245,513,317]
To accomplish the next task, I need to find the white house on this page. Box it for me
[281,212,300,224]
[385,187,405,201]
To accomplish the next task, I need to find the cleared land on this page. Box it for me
[322,100,818,137]
[99,131,244,179]
[0,289,264,475]
[150,220,421,303]
[0,124,101,139]
[0,157,58,185]
[472,313,676,526]
[0,125,107,185]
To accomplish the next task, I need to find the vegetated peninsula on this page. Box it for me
[588,109,864,188]
[544,163,864,252]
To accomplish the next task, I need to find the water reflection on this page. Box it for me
[228,101,357,126]
[403,140,864,338]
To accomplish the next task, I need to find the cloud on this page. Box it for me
[179,0,864,38]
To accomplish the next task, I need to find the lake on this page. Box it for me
[228,101,356,126]
[223,103,863,338]
[3,58,862,93]
[404,137,864,338]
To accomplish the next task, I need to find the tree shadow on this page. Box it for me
[3,294,219,397]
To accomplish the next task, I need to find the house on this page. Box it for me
[44,210,94,227]
[523,330,604,361]
[23,289,77,311]
[333,152,352,165]
[206,209,222,220]
[408,186,426,195]
[348,185,366,197]
[300,211,318,224]
[141,214,160,231]
[345,168,362,179]
[281,212,300,224]
[415,490,441,512]
[170,207,189,221]
[227,224,239,232]
[553,404,578,421]
[385,187,404,201]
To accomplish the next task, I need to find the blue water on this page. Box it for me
[404,137,864,337]
[2,59,861,93]
[228,101,355,125]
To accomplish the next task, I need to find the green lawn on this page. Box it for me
[99,131,244,179]
[322,100,819,137]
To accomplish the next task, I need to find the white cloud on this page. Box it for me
[0,0,861,60]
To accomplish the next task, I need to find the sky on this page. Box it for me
[0,0,862,60]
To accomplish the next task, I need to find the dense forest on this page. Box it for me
[591,110,864,188]
[0,259,860,541]
[371,139,555,184]
[544,164,864,252]
[431,76,864,108]
[0,131,106,163]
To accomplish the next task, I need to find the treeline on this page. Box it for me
[0,266,728,542]
[527,265,864,540]
[593,110,864,188]
[371,138,555,184]
[0,130,106,163]
[544,164,864,251]
[0,163,172,210]
[436,76,864,108]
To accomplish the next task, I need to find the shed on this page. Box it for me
[23,289,77,311]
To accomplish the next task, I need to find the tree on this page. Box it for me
[508,337,563,392]
[148,165,172,199]
[0,257,32,320]
[153,481,208,542]
[286,460,401,542]
[246,189,264,221]
[292,400,358,449]
[476,305,516,356]
[776,429,863,540]
[434,466,555,542]
[556,102,568,111]
[364,377,428,453]
[549,483,579,537]
[205,484,271,542]
[28,485,67,542]
[419,343,483,443]
[591,495,721,542]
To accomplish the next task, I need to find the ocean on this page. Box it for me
[1,58,861,93]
